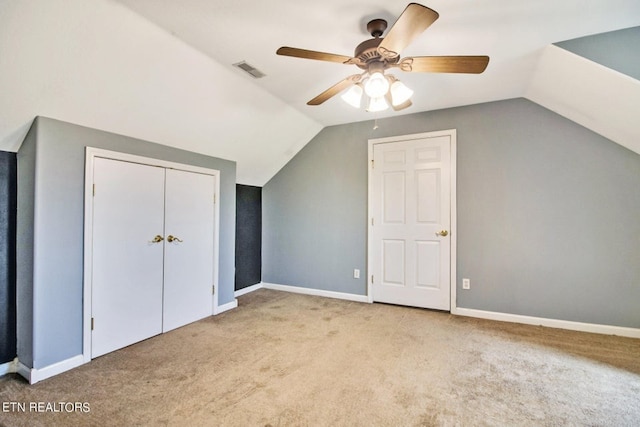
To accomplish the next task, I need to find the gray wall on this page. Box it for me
[555,26,640,80]
[263,98,640,328]
[263,123,369,295]
[18,117,236,369]
[16,122,36,368]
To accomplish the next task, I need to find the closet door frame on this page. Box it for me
[82,147,221,363]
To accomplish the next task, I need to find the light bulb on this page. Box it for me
[390,80,413,106]
[341,84,363,108]
[364,72,390,98]
[367,96,389,112]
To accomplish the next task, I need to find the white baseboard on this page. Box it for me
[0,361,11,376]
[18,354,85,384]
[214,299,238,315]
[453,307,640,339]
[262,282,369,303]
[234,282,263,297]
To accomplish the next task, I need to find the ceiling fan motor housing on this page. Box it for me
[352,19,403,71]
[354,39,399,71]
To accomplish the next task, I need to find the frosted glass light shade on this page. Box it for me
[367,96,389,112]
[390,80,414,106]
[341,84,363,108]
[364,72,390,98]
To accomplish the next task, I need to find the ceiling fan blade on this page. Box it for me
[277,47,353,64]
[307,75,361,105]
[399,56,490,73]
[377,3,439,60]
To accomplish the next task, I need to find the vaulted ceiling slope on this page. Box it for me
[526,26,640,155]
[1,1,639,187]
[0,0,322,186]
[526,44,640,155]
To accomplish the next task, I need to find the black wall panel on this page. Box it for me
[235,185,261,290]
[0,151,17,364]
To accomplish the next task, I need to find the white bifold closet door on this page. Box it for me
[162,168,214,333]
[91,158,214,358]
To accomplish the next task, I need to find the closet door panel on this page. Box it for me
[91,158,165,358]
[162,169,215,332]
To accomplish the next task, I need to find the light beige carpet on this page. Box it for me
[1,289,639,426]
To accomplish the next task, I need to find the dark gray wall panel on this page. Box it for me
[263,98,640,328]
[235,184,261,290]
[0,151,17,364]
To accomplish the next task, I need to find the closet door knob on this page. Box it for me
[167,235,183,243]
[150,235,164,243]
[436,230,449,237]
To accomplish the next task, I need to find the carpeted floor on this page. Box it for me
[1,288,639,426]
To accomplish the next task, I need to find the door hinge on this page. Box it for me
[371,275,374,284]
[91,317,94,330]
[371,217,374,226]
[371,159,374,169]
[213,194,216,204]
[212,285,215,295]
[92,184,96,197]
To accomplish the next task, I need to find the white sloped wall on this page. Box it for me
[0,0,322,185]
[526,45,640,155]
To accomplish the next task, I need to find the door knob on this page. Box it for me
[167,235,183,243]
[150,235,164,243]
[436,230,449,237]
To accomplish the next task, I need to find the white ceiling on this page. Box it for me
[1,1,639,186]
[115,0,640,126]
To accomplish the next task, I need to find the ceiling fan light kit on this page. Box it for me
[390,79,414,106]
[341,84,364,108]
[364,72,390,98]
[340,74,414,112]
[276,3,489,112]
[368,96,389,113]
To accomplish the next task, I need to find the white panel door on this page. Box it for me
[162,169,215,332]
[371,135,451,310]
[91,158,165,358]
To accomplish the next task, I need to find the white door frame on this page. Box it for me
[83,147,221,363]
[367,130,457,310]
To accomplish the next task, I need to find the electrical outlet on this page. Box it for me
[353,269,360,279]
[462,278,471,290]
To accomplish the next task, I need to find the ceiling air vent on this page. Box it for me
[233,61,266,79]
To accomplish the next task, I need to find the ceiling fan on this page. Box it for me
[276,3,489,112]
